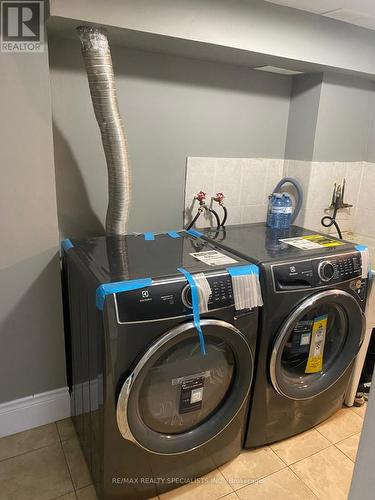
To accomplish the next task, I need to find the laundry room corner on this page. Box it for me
[1,1,375,499]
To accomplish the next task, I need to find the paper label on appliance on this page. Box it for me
[290,320,312,354]
[280,235,344,250]
[171,371,210,386]
[179,376,205,414]
[190,250,238,266]
[305,314,328,373]
[300,332,311,346]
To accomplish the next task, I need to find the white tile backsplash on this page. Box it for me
[185,157,284,227]
[240,159,268,206]
[241,205,267,224]
[184,157,374,238]
[284,160,364,234]
[357,162,375,211]
[214,158,243,207]
[308,162,337,210]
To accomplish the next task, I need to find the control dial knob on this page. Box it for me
[318,261,335,282]
[181,284,193,308]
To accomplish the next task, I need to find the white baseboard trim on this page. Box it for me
[0,387,71,438]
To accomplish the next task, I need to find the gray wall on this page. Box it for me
[285,73,323,161]
[0,46,66,403]
[364,90,375,163]
[285,72,375,162]
[313,73,375,162]
[49,37,292,236]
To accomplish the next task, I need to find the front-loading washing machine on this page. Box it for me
[202,223,368,447]
[61,231,259,498]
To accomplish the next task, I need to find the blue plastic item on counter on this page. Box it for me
[269,193,284,229]
[266,194,275,227]
[281,192,293,229]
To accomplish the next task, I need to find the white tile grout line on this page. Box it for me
[286,466,320,499]
[216,466,237,495]
[0,424,62,464]
[56,423,78,498]
[0,442,63,465]
[289,467,321,499]
[333,443,359,463]
[288,444,341,499]
[58,430,90,495]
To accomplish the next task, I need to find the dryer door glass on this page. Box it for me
[270,290,364,400]
[117,319,254,454]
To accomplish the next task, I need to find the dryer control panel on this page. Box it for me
[115,271,235,323]
[273,252,362,291]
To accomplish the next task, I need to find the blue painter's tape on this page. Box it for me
[227,264,260,276]
[355,244,368,252]
[177,267,206,355]
[144,232,155,241]
[186,229,203,238]
[62,239,73,251]
[167,231,181,239]
[96,278,152,310]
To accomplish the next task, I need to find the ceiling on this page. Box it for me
[264,0,375,30]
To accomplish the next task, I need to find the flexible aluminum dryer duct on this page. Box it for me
[78,26,131,236]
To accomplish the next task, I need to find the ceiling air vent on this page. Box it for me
[253,66,304,75]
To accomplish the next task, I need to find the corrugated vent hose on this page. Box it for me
[77,26,131,236]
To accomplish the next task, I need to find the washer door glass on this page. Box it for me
[117,319,253,454]
[270,290,364,400]
[139,335,234,434]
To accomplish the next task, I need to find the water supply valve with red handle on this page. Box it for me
[195,191,207,205]
[213,192,225,205]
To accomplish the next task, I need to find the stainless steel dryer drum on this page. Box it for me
[61,232,259,499]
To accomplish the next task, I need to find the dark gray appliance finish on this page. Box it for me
[202,223,368,447]
[62,233,258,499]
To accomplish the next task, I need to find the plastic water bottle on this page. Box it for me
[281,192,293,229]
[269,193,284,229]
[266,194,275,227]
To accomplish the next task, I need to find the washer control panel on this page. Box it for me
[115,272,235,322]
[273,252,362,291]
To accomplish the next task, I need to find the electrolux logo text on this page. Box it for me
[1,1,44,52]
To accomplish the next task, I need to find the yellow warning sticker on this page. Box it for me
[280,235,344,250]
[305,314,328,373]
[302,235,344,247]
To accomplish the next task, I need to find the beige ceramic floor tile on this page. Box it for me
[0,423,60,461]
[55,493,77,500]
[335,433,361,462]
[220,494,240,500]
[236,468,317,500]
[291,445,354,500]
[57,418,77,442]
[159,468,233,499]
[315,408,363,443]
[219,447,285,491]
[270,428,330,465]
[351,404,367,418]
[62,437,92,490]
[0,443,73,500]
[76,484,98,500]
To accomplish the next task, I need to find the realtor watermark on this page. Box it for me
[112,476,264,486]
[1,1,44,52]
